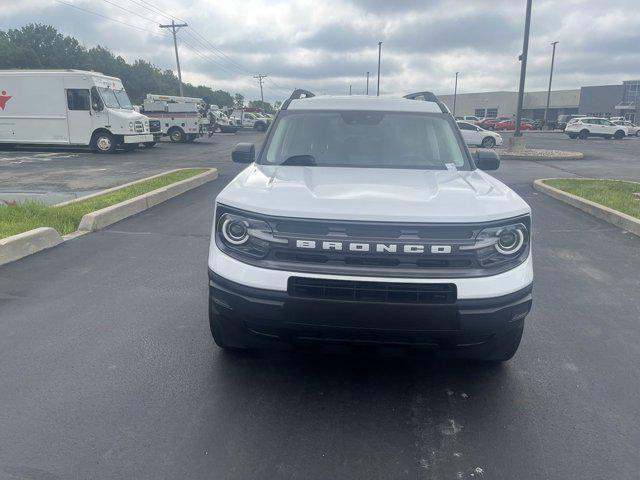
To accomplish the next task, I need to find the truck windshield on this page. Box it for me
[97,87,134,110]
[261,111,468,170]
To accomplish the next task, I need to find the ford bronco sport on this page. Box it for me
[208,90,533,361]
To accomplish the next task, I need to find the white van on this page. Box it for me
[0,69,154,153]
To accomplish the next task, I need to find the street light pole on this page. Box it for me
[453,72,459,117]
[544,41,559,129]
[366,72,370,95]
[514,0,533,138]
[376,41,382,96]
[349,84,352,96]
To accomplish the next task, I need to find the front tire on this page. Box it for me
[579,129,589,139]
[91,132,116,154]
[614,130,625,140]
[481,137,496,148]
[169,127,185,143]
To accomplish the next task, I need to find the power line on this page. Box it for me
[54,0,171,39]
[98,0,159,24]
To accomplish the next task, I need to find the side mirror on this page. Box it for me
[232,143,255,163]
[475,149,500,171]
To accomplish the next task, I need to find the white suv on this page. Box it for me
[565,117,628,139]
[457,121,503,148]
[208,90,533,361]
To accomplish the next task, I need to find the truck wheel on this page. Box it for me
[255,122,266,132]
[480,325,524,362]
[92,132,116,153]
[142,142,156,148]
[209,288,248,351]
[614,130,625,140]
[481,137,496,148]
[169,127,185,143]
[578,129,589,139]
[636,130,640,137]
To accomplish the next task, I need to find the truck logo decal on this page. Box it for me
[295,240,452,254]
[0,90,12,110]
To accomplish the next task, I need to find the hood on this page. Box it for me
[217,165,530,223]
[109,109,149,122]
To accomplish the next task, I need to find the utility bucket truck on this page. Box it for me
[141,94,207,142]
[0,69,153,153]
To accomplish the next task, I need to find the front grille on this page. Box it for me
[134,120,144,133]
[149,119,161,132]
[288,277,456,304]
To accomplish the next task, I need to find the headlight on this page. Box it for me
[216,209,285,259]
[460,219,530,268]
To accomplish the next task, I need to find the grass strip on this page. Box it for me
[0,168,207,239]
[544,178,640,219]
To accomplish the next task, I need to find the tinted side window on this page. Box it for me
[66,89,90,111]
[458,122,475,131]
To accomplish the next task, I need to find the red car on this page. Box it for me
[494,119,534,131]
[477,117,510,130]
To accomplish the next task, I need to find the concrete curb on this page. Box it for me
[77,168,218,232]
[0,168,218,266]
[533,178,640,237]
[498,151,584,161]
[0,227,64,266]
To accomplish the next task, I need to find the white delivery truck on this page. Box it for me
[141,94,206,142]
[0,69,153,153]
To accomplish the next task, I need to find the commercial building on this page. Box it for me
[438,79,639,123]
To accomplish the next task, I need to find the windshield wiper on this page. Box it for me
[281,155,316,166]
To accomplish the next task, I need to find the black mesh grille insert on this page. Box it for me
[288,277,456,304]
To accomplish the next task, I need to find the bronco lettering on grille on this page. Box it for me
[295,240,452,254]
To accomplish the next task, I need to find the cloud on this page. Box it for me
[1,0,639,102]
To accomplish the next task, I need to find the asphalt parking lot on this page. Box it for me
[1,133,639,479]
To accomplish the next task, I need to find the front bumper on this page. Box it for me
[209,270,532,348]
[123,134,154,143]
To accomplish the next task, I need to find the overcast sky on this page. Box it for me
[2,0,639,103]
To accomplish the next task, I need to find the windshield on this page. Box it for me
[97,87,134,110]
[261,111,468,170]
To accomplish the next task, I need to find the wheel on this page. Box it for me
[614,130,625,140]
[208,287,248,351]
[578,129,589,139]
[255,122,267,132]
[568,134,577,139]
[91,132,116,153]
[169,127,185,143]
[636,130,640,137]
[480,324,524,362]
[481,137,496,148]
[142,142,156,148]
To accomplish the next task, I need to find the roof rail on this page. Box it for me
[281,89,316,110]
[404,91,450,115]
[404,91,439,102]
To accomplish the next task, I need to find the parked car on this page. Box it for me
[611,120,640,136]
[494,119,534,131]
[457,121,503,148]
[454,115,480,124]
[565,117,628,139]
[207,89,533,361]
[477,117,511,130]
[0,69,153,153]
[556,114,585,131]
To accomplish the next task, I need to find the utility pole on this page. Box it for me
[544,41,559,129]
[366,72,370,95]
[349,84,352,95]
[376,42,382,96]
[253,74,267,103]
[453,72,459,117]
[514,0,532,138]
[159,20,188,97]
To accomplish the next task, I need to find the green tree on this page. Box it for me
[0,24,235,105]
[234,93,245,108]
[248,100,274,114]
